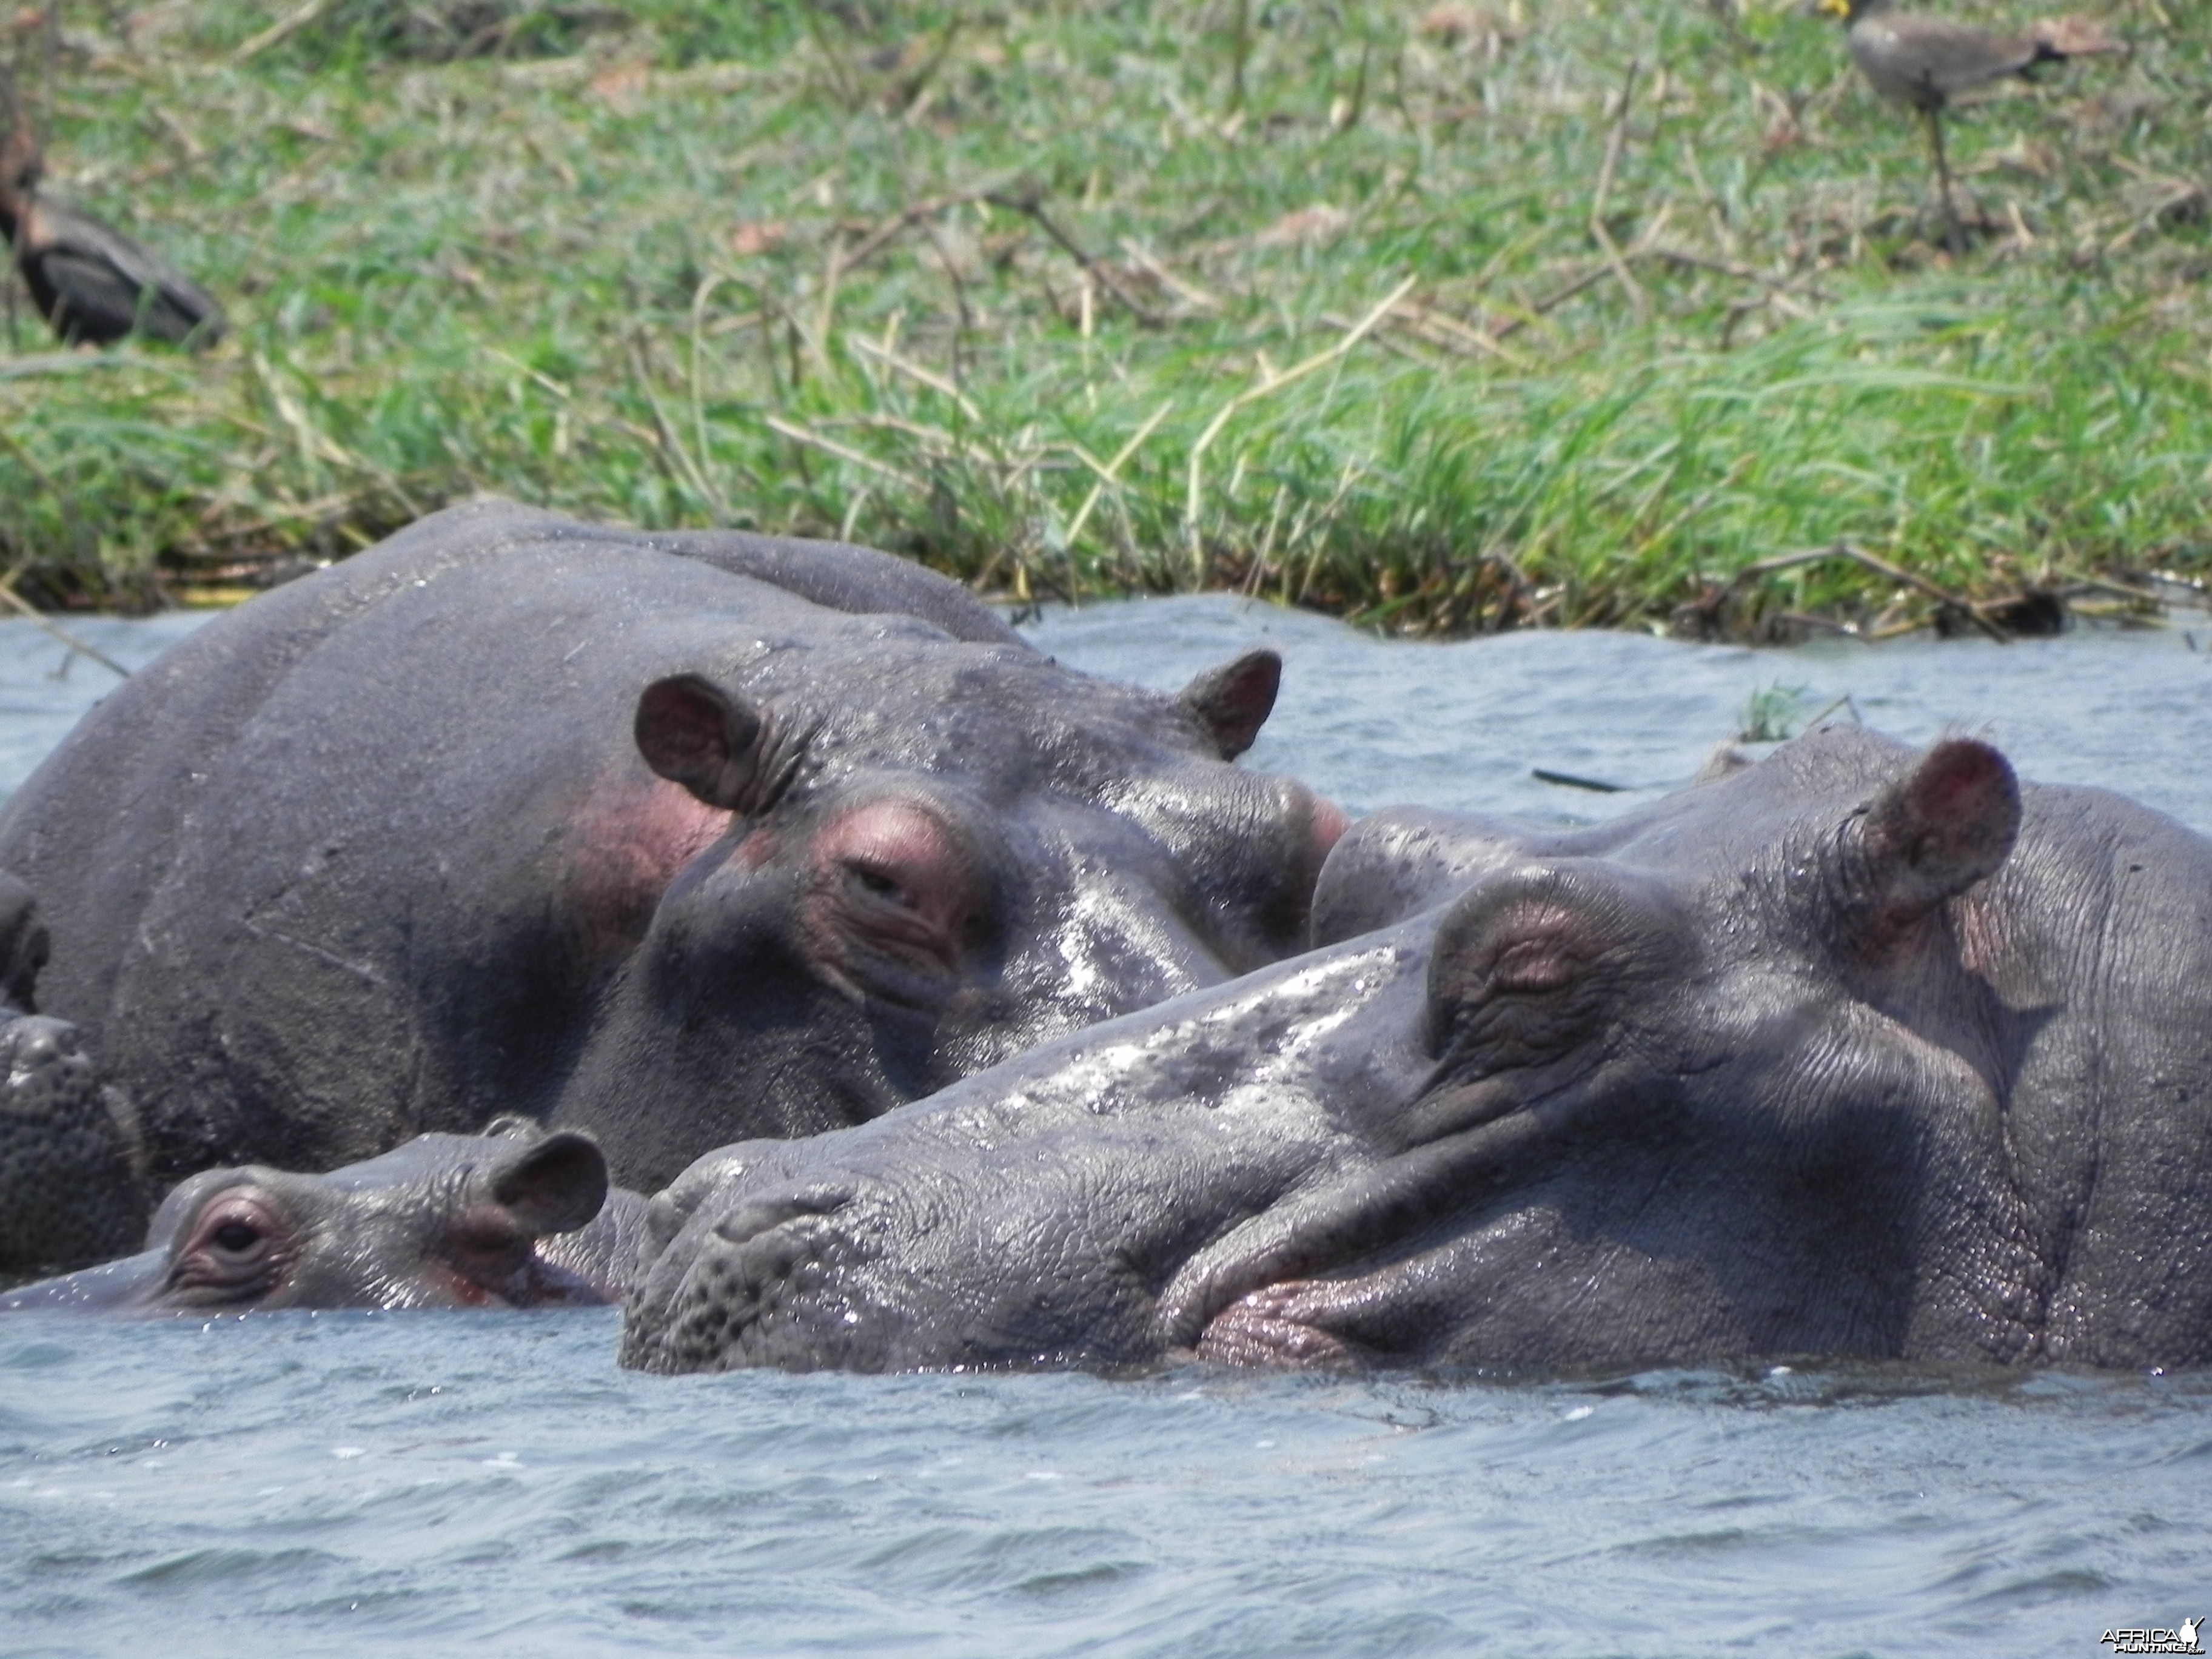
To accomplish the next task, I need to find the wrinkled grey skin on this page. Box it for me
[0,500,1336,1193]
[1,1119,643,1313]
[0,872,144,1278]
[624,727,2212,1375]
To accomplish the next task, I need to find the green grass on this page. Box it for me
[2,0,2208,635]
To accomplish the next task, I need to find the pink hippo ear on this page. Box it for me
[1845,739,2020,933]
[1179,648,1282,760]
[634,674,773,811]
[488,1131,609,1238]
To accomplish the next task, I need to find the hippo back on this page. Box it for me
[0,498,1019,1041]
[0,500,1328,1190]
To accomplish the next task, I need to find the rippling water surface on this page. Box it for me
[4,598,2211,1658]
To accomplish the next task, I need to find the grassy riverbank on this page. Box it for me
[2,0,2207,634]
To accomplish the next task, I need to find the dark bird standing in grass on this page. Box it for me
[0,113,224,348]
[1820,0,2121,252]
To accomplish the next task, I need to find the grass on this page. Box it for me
[1,0,2208,636]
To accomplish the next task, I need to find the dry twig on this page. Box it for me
[1589,60,1649,318]
[1730,540,2009,642]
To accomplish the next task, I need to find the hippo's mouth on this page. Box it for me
[1152,1079,1555,1369]
[1193,1280,1369,1367]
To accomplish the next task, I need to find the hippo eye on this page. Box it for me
[806,799,989,989]
[1486,928,1589,996]
[843,860,913,906]
[212,1219,261,1253]
[170,1191,289,1298]
[1426,868,1690,1067]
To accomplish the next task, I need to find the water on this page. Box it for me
[5,598,2212,1658]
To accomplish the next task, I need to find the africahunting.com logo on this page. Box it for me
[2100,1619,2204,1655]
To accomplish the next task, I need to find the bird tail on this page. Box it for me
[2026,15,2126,60]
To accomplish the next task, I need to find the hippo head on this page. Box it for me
[3,1120,628,1313]
[621,727,2212,1375]
[557,642,1345,1186]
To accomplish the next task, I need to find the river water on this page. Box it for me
[2,598,2210,1658]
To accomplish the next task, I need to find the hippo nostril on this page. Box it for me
[2,1016,84,1084]
[6,1017,79,1065]
[711,1184,856,1247]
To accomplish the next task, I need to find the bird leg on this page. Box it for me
[1921,106,1963,255]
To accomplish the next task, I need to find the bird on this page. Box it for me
[0,111,225,349]
[1818,0,2121,251]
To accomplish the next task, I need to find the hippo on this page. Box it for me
[0,872,144,1279]
[0,499,1339,1192]
[0,1118,642,1313]
[622,726,2212,1375]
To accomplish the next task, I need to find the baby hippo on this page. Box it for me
[1,1118,645,1314]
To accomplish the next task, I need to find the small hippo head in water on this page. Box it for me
[2,1119,643,1314]
[622,728,2212,1375]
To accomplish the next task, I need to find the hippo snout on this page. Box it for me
[0,1012,144,1277]
[624,1178,908,1374]
[712,1183,859,1248]
[0,1014,87,1090]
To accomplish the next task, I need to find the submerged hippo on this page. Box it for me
[0,872,143,1278]
[1,1119,642,1313]
[624,727,2212,1374]
[0,500,1339,1191]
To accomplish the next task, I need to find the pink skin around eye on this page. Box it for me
[1482,903,1595,993]
[804,800,974,977]
[173,1192,287,1290]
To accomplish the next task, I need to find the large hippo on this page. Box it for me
[0,1118,642,1313]
[0,500,1340,1191]
[0,871,144,1278]
[623,726,2212,1374]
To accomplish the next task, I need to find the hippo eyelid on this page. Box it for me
[842,860,912,904]
[165,1190,294,1299]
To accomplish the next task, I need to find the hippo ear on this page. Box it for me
[634,674,771,811]
[489,1131,609,1237]
[1842,739,2020,933]
[1179,648,1281,760]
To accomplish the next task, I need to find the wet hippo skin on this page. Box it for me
[2,1118,642,1313]
[0,500,1341,1191]
[623,726,2212,1375]
[0,871,144,1279]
